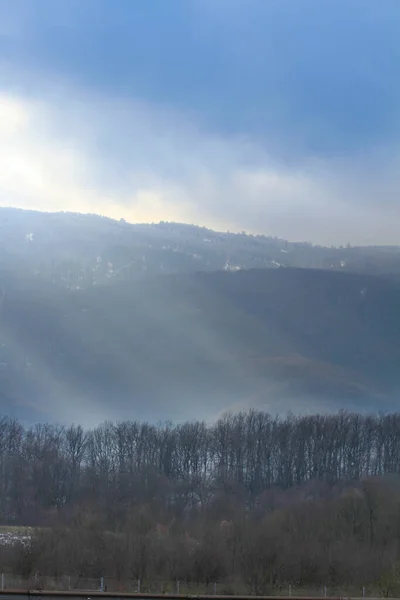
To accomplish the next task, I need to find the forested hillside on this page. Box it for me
[1,267,400,422]
[2,208,400,288]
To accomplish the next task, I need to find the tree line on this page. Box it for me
[1,410,400,525]
[2,411,400,593]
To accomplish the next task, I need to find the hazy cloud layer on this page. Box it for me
[1,0,400,244]
[1,82,400,245]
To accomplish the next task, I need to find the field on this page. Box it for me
[0,526,32,547]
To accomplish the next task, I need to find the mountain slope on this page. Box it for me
[2,208,400,288]
[0,267,399,424]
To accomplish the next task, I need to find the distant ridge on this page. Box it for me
[1,207,400,290]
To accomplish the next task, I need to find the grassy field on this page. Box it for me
[0,526,34,535]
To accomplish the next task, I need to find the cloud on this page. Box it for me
[0,0,399,246]
[1,78,400,245]
[2,0,400,156]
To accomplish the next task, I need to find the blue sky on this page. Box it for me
[1,0,400,244]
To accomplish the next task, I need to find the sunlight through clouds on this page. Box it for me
[1,84,400,246]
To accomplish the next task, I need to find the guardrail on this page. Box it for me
[0,592,391,600]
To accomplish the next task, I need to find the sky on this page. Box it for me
[1,0,400,245]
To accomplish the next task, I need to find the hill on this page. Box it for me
[0,265,399,423]
[2,208,400,288]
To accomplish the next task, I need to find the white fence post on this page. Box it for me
[289,584,292,596]
[137,578,141,593]
[100,577,104,592]
[176,581,180,594]
[213,582,217,595]
[362,587,366,598]
[1,573,4,591]
[324,585,327,598]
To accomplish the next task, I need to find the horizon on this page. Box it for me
[2,205,400,250]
